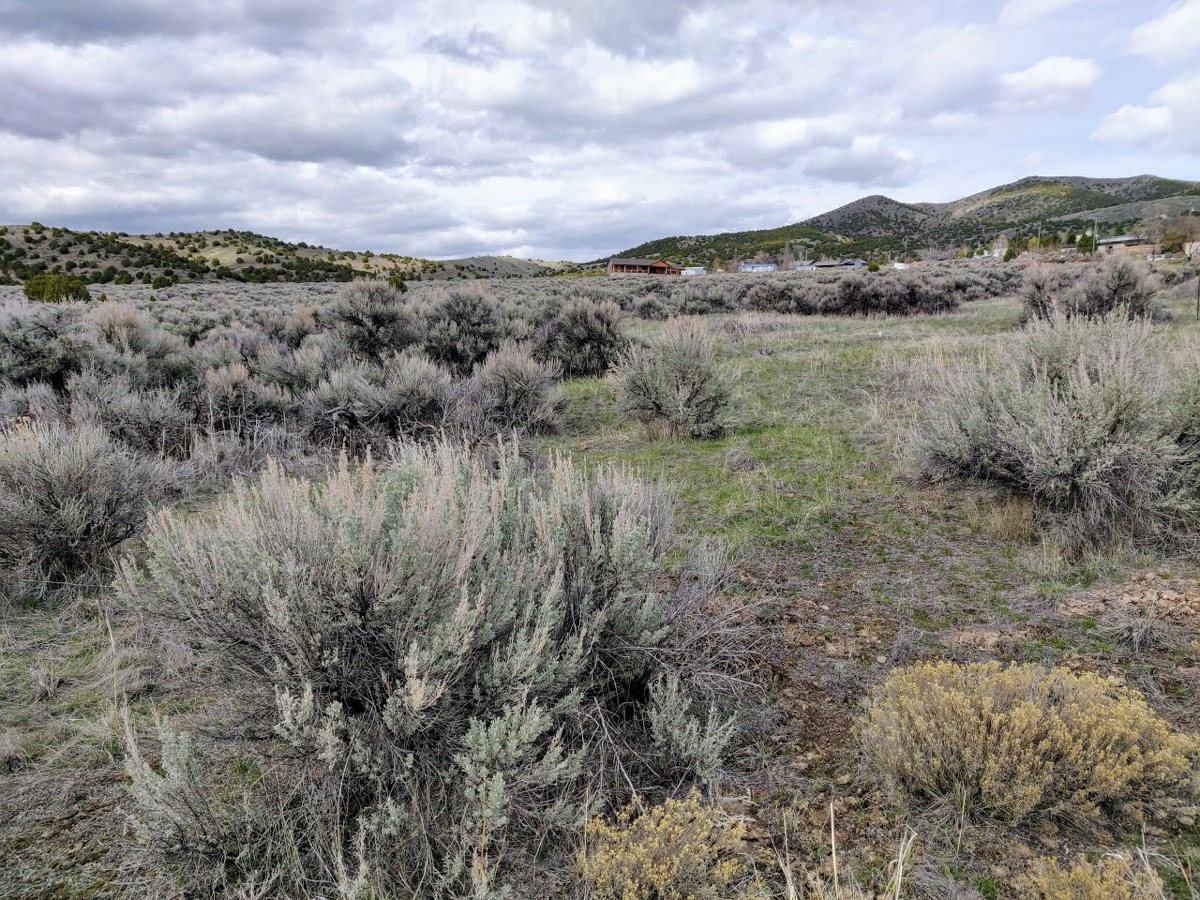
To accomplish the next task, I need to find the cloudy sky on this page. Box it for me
[0,0,1196,260]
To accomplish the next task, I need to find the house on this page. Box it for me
[813,258,867,269]
[739,262,777,273]
[788,263,816,271]
[681,266,707,277]
[607,257,682,277]
[1097,235,1155,256]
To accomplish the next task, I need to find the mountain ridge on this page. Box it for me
[611,174,1200,265]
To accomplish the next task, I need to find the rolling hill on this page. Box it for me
[0,223,560,288]
[610,174,1200,265]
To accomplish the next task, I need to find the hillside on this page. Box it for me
[0,223,558,288]
[610,222,873,268]
[609,174,1200,265]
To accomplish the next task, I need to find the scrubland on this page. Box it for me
[3,257,1200,899]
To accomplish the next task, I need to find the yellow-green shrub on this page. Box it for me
[580,790,746,900]
[1021,853,1165,899]
[861,662,1194,826]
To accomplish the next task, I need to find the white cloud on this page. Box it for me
[1093,104,1172,143]
[1128,1,1200,63]
[998,0,1084,27]
[1094,74,1200,152]
[0,0,1193,259]
[999,56,1101,110]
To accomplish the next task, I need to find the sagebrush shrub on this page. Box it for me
[422,289,506,375]
[120,443,736,895]
[299,354,454,453]
[861,661,1194,827]
[458,341,565,438]
[536,296,626,378]
[612,318,732,439]
[919,315,1200,552]
[328,279,423,360]
[88,302,190,387]
[67,370,195,458]
[579,791,746,900]
[201,362,291,431]
[0,304,95,391]
[0,421,181,603]
[1023,257,1159,321]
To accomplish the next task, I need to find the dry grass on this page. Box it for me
[1021,852,1167,899]
[580,790,747,900]
[861,661,1196,828]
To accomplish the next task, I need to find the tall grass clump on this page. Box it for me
[861,661,1195,828]
[612,318,732,439]
[918,315,1200,553]
[0,420,181,604]
[120,442,742,896]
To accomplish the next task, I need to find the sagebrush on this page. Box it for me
[120,442,743,896]
[919,315,1200,552]
[613,318,732,439]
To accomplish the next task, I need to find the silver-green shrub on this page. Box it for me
[422,289,507,375]
[1022,257,1160,321]
[120,442,736,896]
[535,296,626,378]
[612,318,732,440]
[457,342,565,439]
[329,279,423,361]
[0,420,182,603]
[919,315,1200,552]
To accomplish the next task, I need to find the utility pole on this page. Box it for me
[1093,217,1098,259]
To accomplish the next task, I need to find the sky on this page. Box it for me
[0,0,1197,261]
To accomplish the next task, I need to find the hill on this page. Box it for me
[608,174,1200,265]
[0,223,559,288]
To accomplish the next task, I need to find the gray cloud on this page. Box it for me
[0,0,1193,259]
[421,27,505,65]
[0,0,394,47]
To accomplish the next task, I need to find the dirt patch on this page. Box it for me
[1058,573,1200,626]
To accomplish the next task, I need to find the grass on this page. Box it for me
[542,294,1200,893]
[6,290,1200,897]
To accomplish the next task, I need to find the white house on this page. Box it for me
[739,262,777,273]
[681,266,706,277]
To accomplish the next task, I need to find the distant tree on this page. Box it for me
[1139,216,1169,252]
[1077,233,1097,254]
[1163,214,1200,259]
[1066,230,1077,246]
[1004,244,1019,262]
[22,273,91,303]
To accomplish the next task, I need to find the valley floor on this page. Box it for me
[5,292,1200,897]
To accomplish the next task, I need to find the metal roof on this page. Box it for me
[609,257,675,266]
